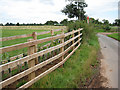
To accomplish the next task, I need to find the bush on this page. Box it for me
[67,21,84,32]
[67,21,96,43]
[103,24,111,31]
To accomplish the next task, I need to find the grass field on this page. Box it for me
[0,26,66,60]
[95,26,118,33]
[110,26,118,29]
[108,33,120,41]
[1,26,65,37]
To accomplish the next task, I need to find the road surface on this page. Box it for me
[97,34,119,89]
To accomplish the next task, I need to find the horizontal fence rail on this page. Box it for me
[0,34,64,54]
[0,28,83,89]
[0,33,82,71]
[18,43,81,89]
[2,43,51,64]
[0,29,63,42]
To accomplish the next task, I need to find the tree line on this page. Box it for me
[0,18,119,26]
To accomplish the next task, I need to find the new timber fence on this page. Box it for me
[0,28,63,64]
[0,28,83,89]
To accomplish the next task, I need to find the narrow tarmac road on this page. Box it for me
[97,34,119,89]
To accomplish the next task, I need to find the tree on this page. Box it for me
[114,19,120,26]
[0,23,3,26]
[53,21,59,25]
[102,19,109,25]
[5,22,15,26]
[104,24,111,31]
[60,19,68,26]
[90,18,95,23]
[45,20,59,25]
[61,1,87,20]
[95,19,99,24]
[16,22,19,26]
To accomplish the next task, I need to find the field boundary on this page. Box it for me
[0,28,83,89]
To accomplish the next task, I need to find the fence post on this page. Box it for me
[51,29,54,36]
[51,29,55,56]
[60,29,64,67]
[51,29,54,43]
[32,32,38,64]
[27,39,35,81]
[78,29,80,45]
[72,30,75,50]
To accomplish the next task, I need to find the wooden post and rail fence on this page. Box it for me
[0,28,83,89]
[0,29,63,64]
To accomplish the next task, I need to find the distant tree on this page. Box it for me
[53,21,59,25]
[16,22,19,26]
[68,20,75,23]
[89,18,102,24]
[10,23,15,26]
[60,19,68,26]
[95,19,100,24]
[5,22,9,26]
[114,19,120,26]
[39,23,43,26]
[0,23,3,26]
[61,1,87,20]
[5,22,15,26]
[45,20,59,25]
[109,23,112,26]
[90,18,95,23]
[102,19,109,25]
[100,19,111,31]
[104,24,111,31]
[45,21,53,25]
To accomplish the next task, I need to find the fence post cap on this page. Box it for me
[32,32,37,35]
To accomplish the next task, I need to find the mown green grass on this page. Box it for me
[110,26,118,29]
[95,26,118,33]
[1,26,66,60]
[1,26,65,37]
[31,34,100,88]
[1,26,65,48]
[96,29,106,33]
[108,33,120,41]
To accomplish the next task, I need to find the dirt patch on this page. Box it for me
[87,50,111,88]
[88,74,108,88]
[88,66,111,88]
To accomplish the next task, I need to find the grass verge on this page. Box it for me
[107,33,120,41]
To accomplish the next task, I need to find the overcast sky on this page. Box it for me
[0,0,118,24]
